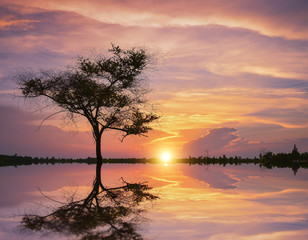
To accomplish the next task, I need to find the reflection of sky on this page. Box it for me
[0,164,308,239]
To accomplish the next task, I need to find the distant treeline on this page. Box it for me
[184,151,308,175]
[0,154,169,167]
[1,145,307,174]
[0,154,153,166]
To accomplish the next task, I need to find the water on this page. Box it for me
[0,163,308,239]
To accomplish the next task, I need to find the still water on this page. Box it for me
[0,163,308,239]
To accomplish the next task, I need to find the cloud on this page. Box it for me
[185,128,238,154]
[5,0,308,39]
[247,108,308,126]
[183,127,308,157]
[183,128,257,157]
[0,104,174,158]
[207,230,308,240]
[0,104,95,157]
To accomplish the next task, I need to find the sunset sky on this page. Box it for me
[0,0,308,158]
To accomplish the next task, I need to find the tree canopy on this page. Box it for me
[18,45,159,142]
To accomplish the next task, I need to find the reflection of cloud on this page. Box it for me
[1,163,308,239]
[0,164,95,208]
[250,189,308,206]
[150,164,308,239]
[182,165,240,189]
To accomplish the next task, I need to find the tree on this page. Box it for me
[291,144,300,160]
[16,44,159,193]
[22,177,157,239]
[17,45,160,239]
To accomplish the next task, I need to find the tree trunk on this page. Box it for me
[81,131,104,207]
[95,134,103,184]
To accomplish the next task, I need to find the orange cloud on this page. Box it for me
[4,0,308,39]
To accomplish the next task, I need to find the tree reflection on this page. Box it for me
[21,176,158,240]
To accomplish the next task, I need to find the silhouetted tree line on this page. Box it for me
[0,155,162,167]
[257,145,308,175]
[1,145,307,173]
[185,145,308,175]
[0,154,96,167]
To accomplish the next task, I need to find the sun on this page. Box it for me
[161,152,172,163]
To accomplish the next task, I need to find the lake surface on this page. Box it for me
[0,163,308,239]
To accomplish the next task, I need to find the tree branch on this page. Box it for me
[37,110,66,130]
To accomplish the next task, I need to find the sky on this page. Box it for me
[0,0,308,158]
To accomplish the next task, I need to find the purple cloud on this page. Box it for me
[184,128,239,156]
[183,127,308,157]
[0,104,94,158]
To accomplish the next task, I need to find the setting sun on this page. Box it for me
[161,152,172,163]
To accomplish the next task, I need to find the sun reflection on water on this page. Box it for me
[161,152,172,164]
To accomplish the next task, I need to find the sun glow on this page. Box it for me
[161,152,172,163]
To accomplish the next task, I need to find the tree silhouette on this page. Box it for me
[16,45,160,238]
[291,144,300,160]
[16,44,159,185]
[21,177,158,240]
